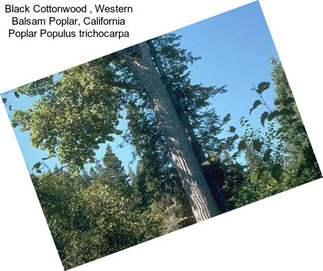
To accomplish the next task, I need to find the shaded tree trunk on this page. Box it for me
[146,40,230,212]
[118,42,220,221]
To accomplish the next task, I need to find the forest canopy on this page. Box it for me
[2,31,321,270]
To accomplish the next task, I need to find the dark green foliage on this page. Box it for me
[230,59,321,208]
[11,34,228,268]
[256,81,270,94]
[100,145,129,188]
[125,97,195,227]
[7,31,321,269]
[270,58,321,181]
[260,111,269,126]
[249,100,262,114]
[12,57,124,172]
[149,34,234,157]
[202,153,245,209]
[33,146,190,270]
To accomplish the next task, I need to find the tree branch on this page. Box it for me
[112,81,143,91]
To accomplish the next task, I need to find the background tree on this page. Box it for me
[33,146,186,270]
[230,59,321,207]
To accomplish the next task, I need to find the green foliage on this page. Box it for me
[33,146,190,270]
[230,59,321,208]
[125,98,195,226]
[8,32,321,269]
[12,57,124,171]
[17,75,54,96]
[238,139,247,151]
[149,34,235,157]
[10,35,224,268]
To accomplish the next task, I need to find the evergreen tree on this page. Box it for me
[99,145,129,188]
[33,147,180,270]
[270,58,321,183]
[12,34,235,221]
[231,59,321,207]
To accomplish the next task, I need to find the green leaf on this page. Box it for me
[238,139,247,151]
[260,111,269,126]
[75,158,83,167]
[282,97,295,106]
[115,129,123,135]
[252,139,262,152]
[280,109,293,116]
[274,100,281,106]
[257,166,265,180]
[33,162,41,169]
[271,163,283,181]
[90,131,99,139]
[249,100,262,114]
[267,110,279,121]
[102,125,113,134]
[222,113,231,124]
[256,82,270,94]
[229,126,236,133]
[263,149,272,162]
[2,98,7,104]
[14,91,20,98]
[103,156,109,164]
[106,136,114,141]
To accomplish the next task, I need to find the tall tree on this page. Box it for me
[231,59,321,207]
[116,42,220,221]
[269,58,321,181]
[125,99,196,226]
[146,36,231,211]
[12,34,234,222]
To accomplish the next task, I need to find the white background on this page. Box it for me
[1,0,322,270]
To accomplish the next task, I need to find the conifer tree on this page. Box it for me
[12,34,236,221]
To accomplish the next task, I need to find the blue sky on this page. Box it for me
[1,1,280,174]
[174,1,279,136]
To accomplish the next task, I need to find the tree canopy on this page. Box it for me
[4,34,321,270]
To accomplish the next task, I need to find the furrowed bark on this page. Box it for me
[146,40,230,212]
[117,42,221,221]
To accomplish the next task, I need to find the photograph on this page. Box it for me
[1,2,321,270]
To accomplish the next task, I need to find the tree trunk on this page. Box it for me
[118,42,220,222]
[146,40,230,212]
